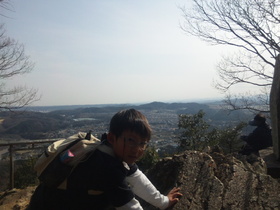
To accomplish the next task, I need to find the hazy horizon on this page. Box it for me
[26,97,223,108]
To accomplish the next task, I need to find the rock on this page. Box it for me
[145,150,280,209]
[259,147,280,178]
[0,186,36,210]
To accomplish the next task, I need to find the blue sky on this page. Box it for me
[3,0,234,106]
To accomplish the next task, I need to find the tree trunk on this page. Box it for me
[270,54,280,159]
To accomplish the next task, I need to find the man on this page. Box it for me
[240,113,272,156]
[29,109,182,209]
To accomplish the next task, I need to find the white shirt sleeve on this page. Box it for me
[126,169,169,210]
[115,198,143,210]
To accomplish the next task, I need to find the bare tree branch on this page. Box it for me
[0,17,40,110]
[180,0,280,112]
[222,89,270,113]
[0,0,15,18]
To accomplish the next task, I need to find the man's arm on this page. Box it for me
[115,198,143,210]
[246,127,263,147]
[126,169,169,210]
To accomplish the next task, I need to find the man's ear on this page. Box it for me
[107,132,116,144]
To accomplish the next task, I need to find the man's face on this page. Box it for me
[109,130,149,165]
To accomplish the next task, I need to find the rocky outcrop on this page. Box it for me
[144,150,280,210]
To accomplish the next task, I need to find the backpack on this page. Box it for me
[34,131,101,189]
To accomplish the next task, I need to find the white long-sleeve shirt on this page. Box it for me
[115,168,169,210]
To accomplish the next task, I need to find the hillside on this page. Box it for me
[0,101,252,141]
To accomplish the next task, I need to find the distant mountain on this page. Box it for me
[0,101,252,140]
[21,104,123,112]
[22,100,223,113]
[137,101,209,111]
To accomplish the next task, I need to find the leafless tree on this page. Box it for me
[0,1,39,110]
[180,0,280,113]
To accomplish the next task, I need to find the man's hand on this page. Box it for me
[167,187,182,208]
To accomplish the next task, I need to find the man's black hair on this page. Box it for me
[109,109,152,140]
